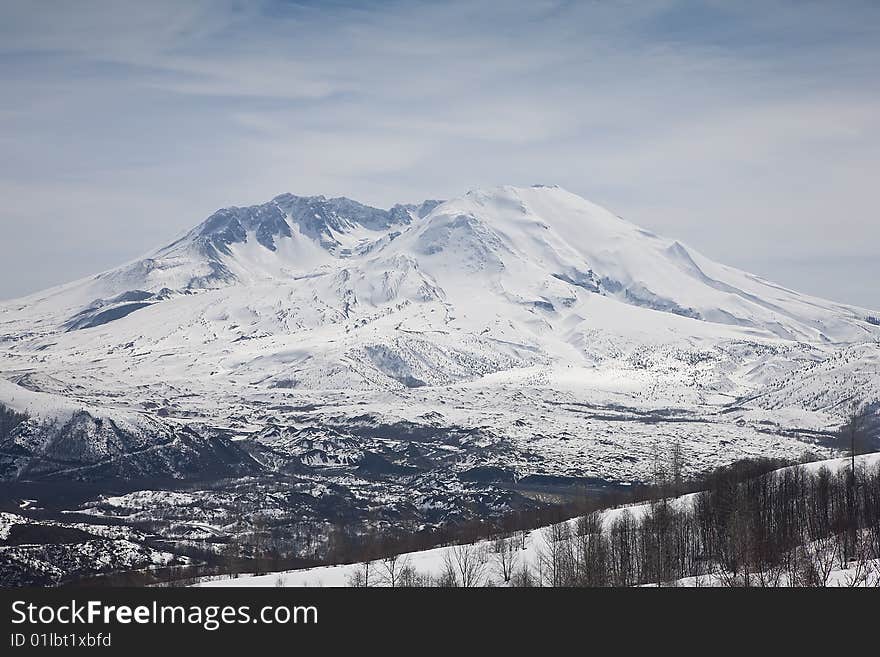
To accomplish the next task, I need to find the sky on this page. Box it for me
[0,0,878,309]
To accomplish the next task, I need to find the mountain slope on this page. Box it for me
[386,185,876,342]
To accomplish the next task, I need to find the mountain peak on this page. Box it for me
[192,202,292,255]
[164,193,439,262]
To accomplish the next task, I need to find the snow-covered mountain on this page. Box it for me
[1,185,878,489]
[10,185,876,341]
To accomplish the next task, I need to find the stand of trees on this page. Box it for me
[0,402,29,441]
[534,457,880,586]
[339,458,880,587]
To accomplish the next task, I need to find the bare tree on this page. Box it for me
[842,533,880,587]
[840,402,868,561]
[491,536,519,584]
[540,522,573,586]
[842,401,867,475]
[378,554,410,588]
[397,564,427,587]
[652,441,670,498]
[574,513,607,586]
[608,511,636,587]
[510,563,536,587]
[670,439,685,496]
[221,539,241,579]
[446,543,488,587]
[247,513,270,576]
[347,560,376,587]
[804,534,838,587]
[439,552,460,587]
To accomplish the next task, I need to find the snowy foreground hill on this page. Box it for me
[195,453,880,588]
[1,185,879,580]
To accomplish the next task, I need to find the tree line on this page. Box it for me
[340,457,880,587]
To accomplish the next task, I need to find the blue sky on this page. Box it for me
[1,0,878,308]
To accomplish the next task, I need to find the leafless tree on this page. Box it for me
[247,513,270,576]
[540,522,574,586]
[842,401,868,475]
[841,533,880,587]
[510,563,536,587]
[840,402,869,561]
[574,513,607,586]
[670,439,685,496]
[608,511,636,587]
[516,528,529,551]
[347,560,376,587]
[397,564,428,587]
[439,552,460,587]
[652,441,670,498]
[491,536,519,584]
[379,554,410,588]
[221,539,241,579]
[804,534,839,587]
[446,542,488,587]
[753,557,785,588]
